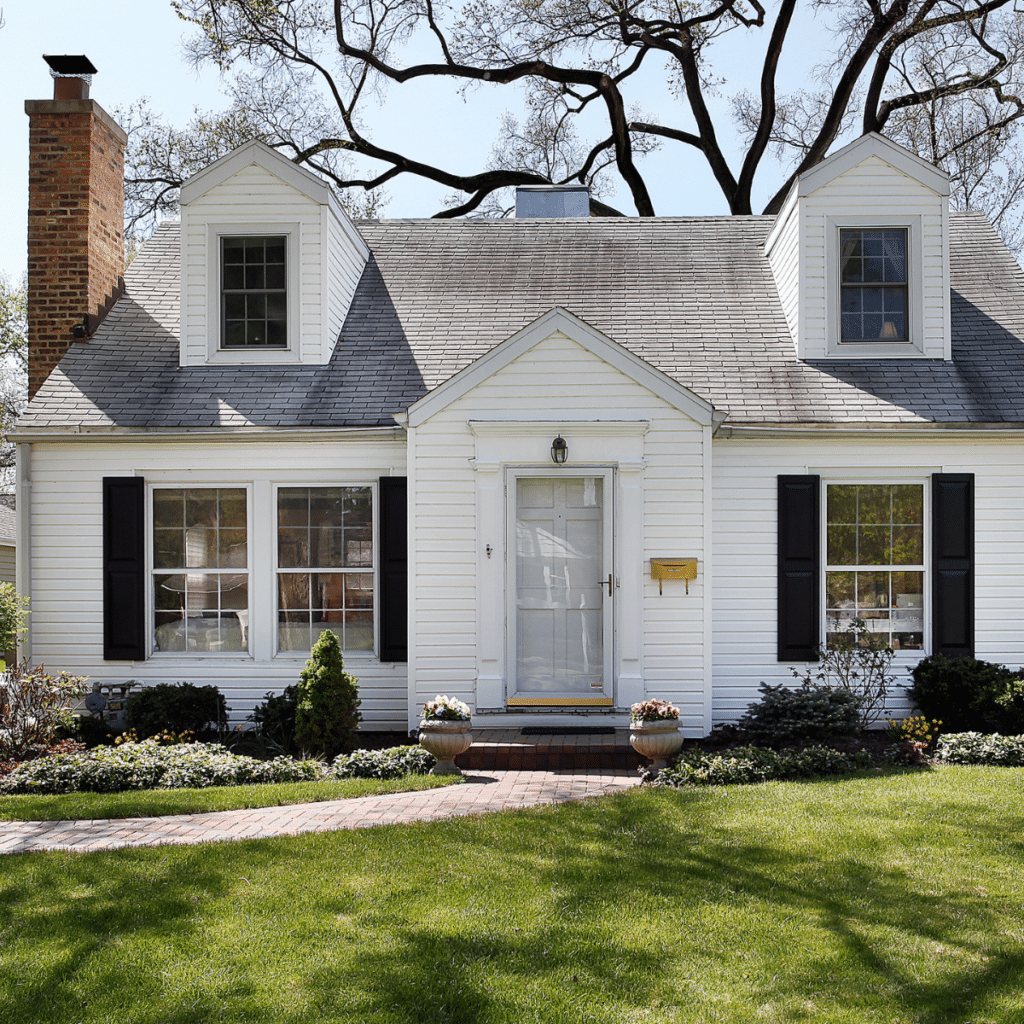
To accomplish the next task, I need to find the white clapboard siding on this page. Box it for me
[764,139,951,362]
[409,330,711,733]
[181,159,368,368]
[711,432,1024,726]
[25,435,409,729]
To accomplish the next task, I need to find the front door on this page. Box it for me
[508,473,613,706]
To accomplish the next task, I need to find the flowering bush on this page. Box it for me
[630,699,680,723]
[0,664,90,761]
[653,745,873,787]
[331,745,436,779]
[935,731,1024,766]
[421,695,471,721]
[0,739,326,795]
[885,715,942,749]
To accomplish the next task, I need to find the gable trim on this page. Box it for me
[181,140,333,207]
[406,307,715,428]
[797,133,950,198]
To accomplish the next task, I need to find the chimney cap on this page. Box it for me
[43,54,98,78]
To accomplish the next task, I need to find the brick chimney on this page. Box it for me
[25,56,126,400]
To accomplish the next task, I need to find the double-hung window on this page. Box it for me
[221,235,287,349]
[839,228,908,343]
[152,488,249,653]
[277,487,374,653]
[824,483,924,650]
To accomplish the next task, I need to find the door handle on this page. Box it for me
[605,574,613,596]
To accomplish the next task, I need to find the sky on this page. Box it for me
[0,0,832,281]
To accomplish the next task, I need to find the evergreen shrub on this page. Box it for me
[248,685,298,752]
[738,682,862,748]
[907,654,1022,732]
[294,630,362,759]
[125,682,229,738]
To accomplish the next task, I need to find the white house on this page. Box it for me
[17,70,1024,735]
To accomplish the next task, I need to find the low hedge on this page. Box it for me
[0,740,326,795]
[330,745,435,779]
[0,740,435,795]
[935,732,1024,766]
[654,745,874,787]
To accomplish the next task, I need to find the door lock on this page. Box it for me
[605,574,613,596]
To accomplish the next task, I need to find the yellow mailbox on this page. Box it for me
[650,557,698,594]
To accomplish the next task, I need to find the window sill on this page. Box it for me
[206,348,301,366]
[825,341,924,359]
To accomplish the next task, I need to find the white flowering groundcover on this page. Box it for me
[0,740,435,795]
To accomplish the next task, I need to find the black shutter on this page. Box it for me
[932,473,974,659]
[778,475,820,661]
[103,476,145,661]
[378,476,408,663]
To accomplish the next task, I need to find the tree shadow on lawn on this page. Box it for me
[3,782,1023,1023]
[290,788,1024,1022]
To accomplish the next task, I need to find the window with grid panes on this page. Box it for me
[277,487,374,652]
[825,483,925,650]
[839,228,908,342]
[221,236,287,348]
[152,488,249,653]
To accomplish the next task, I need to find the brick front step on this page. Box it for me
[454,728,644,771]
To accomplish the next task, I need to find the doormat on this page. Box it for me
[520,726,617,736]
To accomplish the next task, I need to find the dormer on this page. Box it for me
[178,141,369,367]
[765,133,951,361]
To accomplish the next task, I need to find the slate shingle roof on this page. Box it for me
[19,211,1024,430]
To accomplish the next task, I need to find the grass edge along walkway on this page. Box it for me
[0,768,639,854]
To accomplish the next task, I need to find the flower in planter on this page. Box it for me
[630,699,681,723]
[421,695,471,721]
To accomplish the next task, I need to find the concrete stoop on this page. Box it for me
[455,728,644,771]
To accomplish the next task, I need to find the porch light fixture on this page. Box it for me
[550,435,568,464]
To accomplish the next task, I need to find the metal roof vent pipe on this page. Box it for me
[515,184,590,218]
[43,54,97,100]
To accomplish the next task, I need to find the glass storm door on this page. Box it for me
[509,474,613,707]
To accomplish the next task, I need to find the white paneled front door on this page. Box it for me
[508,472,613,707]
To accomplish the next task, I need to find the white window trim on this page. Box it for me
[147,483,254,659]
[205,222,302,365]
[818,474,930,659]
[271,481,379,660]
[826,214,924,358]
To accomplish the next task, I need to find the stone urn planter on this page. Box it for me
[418,695,473,775]
[629,700,683,771]
[418,720,473,775]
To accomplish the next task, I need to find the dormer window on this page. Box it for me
[839,229,908,343]
[221,235,287,348]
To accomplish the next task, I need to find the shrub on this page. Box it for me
[125,682,229,738]
[294,630,362,759]
[795,618,897,730]
[935,731,1024,766]
[248,685,298,751]
[70,713,115,748]
[331,745,435,779]
[0,739,326,795]
[0,584,29,665]
[907,654,1021,732]
[0,664,90,761]
[738,682,861,748]
[654,745,873,787]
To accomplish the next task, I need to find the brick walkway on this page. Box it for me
[0,768,640,856]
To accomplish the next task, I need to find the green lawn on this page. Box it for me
[3,768,1024,1023]
[0,774,457,822]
